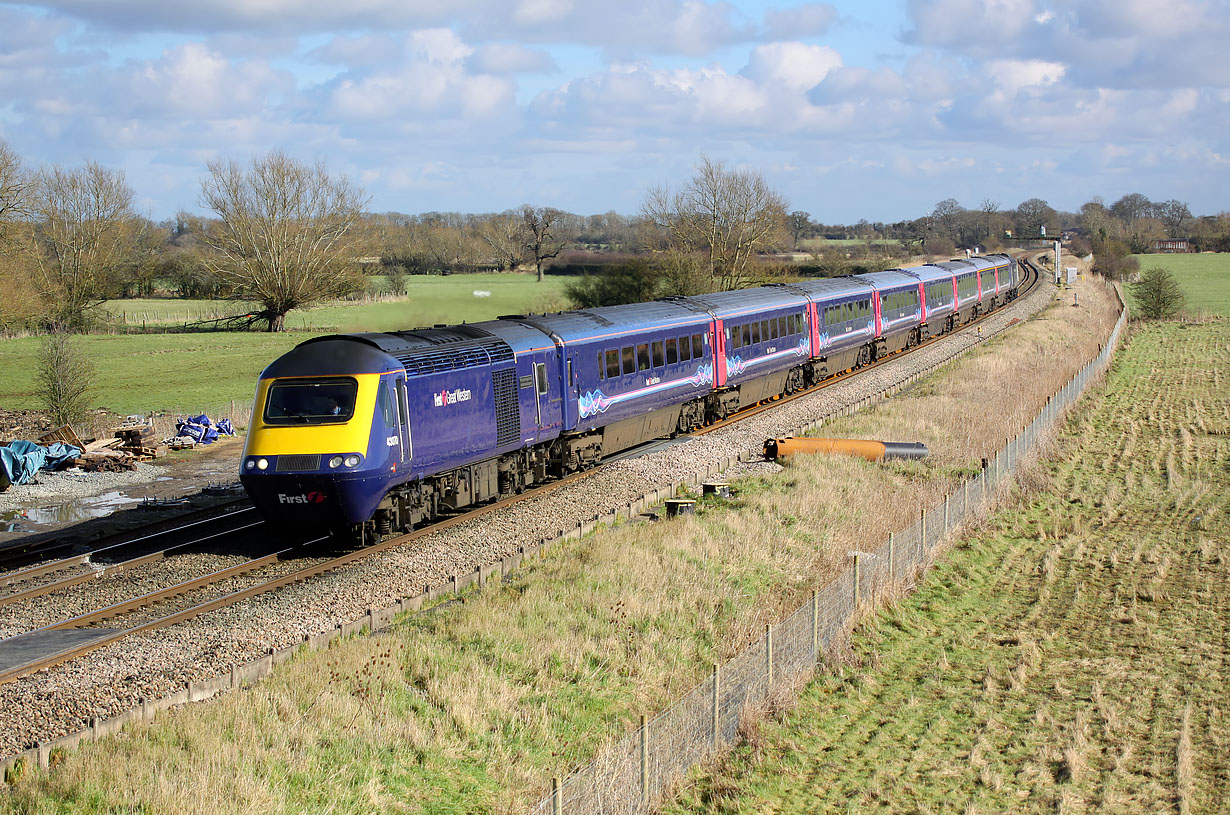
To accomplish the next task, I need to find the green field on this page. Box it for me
[1132,252,1230,316]
[661,321,1230,814]
[0,273,569,416]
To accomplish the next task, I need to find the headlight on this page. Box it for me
[245,459,255,470]
[328,456,344,469]
[256,458,269,470]
[344,454,361,467]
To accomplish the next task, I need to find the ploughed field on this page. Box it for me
[661,318,1230,815]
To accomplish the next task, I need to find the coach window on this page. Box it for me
[730,326,741,350]
[769,318,779,340]
[605,349,620,379]
[636,343,650,371]
[760,319,769,341]
[652,341,664,368]
[749,321,759,345]
[665,338,678,365]
[691,333,704,359]
[622,346,635,376]
[678,335,691,362]
[597,352,604,380]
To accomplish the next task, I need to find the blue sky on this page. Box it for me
[1,0,1227,222]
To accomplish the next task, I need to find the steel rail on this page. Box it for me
[0,519,266,610]
[0,500,255,582]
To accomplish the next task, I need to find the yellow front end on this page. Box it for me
[243,373,383,458]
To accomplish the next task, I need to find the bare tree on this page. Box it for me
[1153,200,1192,238]
[36,327,94,430]
[641,156,787,290]
[31,161,137,329]
[930,198,963,242]
[200,152,368,331]
[0,139,32,225]
[474,211,527,271]
[1014,198,1057,239]
[520,205,567,282]
[787,210,814,247]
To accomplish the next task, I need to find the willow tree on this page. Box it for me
[641,156,787,290]
[201,152,368,331]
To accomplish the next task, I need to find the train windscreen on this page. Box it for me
[263,377,358,425]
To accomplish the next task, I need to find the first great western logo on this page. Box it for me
[433,387,472,407]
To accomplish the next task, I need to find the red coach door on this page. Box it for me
[712,318,727,387]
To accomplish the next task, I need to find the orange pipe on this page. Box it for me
[763,437,928,462]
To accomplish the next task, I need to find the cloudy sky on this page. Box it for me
[1,0,1227,222]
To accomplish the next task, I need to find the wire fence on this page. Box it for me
[529,283,1127,815]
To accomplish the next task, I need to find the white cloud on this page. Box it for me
[466,42,557,74]
[743,42,841,91]
[324,30,516,123]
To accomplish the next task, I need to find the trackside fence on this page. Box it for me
[527,282,1127,815]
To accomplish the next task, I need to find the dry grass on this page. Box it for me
[1,277,1126,814]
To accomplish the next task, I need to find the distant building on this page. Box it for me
[1153,239,1191,253]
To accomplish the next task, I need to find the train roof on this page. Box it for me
[261,336,405,378]
[501,300,710,344]
[288,326,519,378]
[465,319,557,356]
[857,270,922,291]
[675,286,808,321]
[900,263,958,284]
[777,277,875,301]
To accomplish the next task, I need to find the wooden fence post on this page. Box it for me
[552,777,561,815]
[811,589,819,663]
[712,663,720,749]
[640,714,649,808]
[765,623,774,688]
[853,553,861,607]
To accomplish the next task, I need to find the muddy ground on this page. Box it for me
[0,432,246,547]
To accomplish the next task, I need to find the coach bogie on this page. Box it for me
[705,390,740,423]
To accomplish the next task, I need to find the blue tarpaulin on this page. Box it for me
[0,440,83,488]
[173,414,235,445]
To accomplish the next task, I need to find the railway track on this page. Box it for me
[0,498,254,575]
[0,258,1041,686]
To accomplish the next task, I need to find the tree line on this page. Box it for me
[2,137,1225,333]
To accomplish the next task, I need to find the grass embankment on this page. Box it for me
[662,320,1229,814]
[0,273,568,418]
[1131,252,1230,317]
[0,278,1121,814]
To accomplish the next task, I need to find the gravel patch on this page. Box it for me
[0,278,1059,756]
[0,465,164,516]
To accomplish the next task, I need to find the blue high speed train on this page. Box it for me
[239,255,1019,537]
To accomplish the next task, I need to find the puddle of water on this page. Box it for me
[1,491,143,530]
